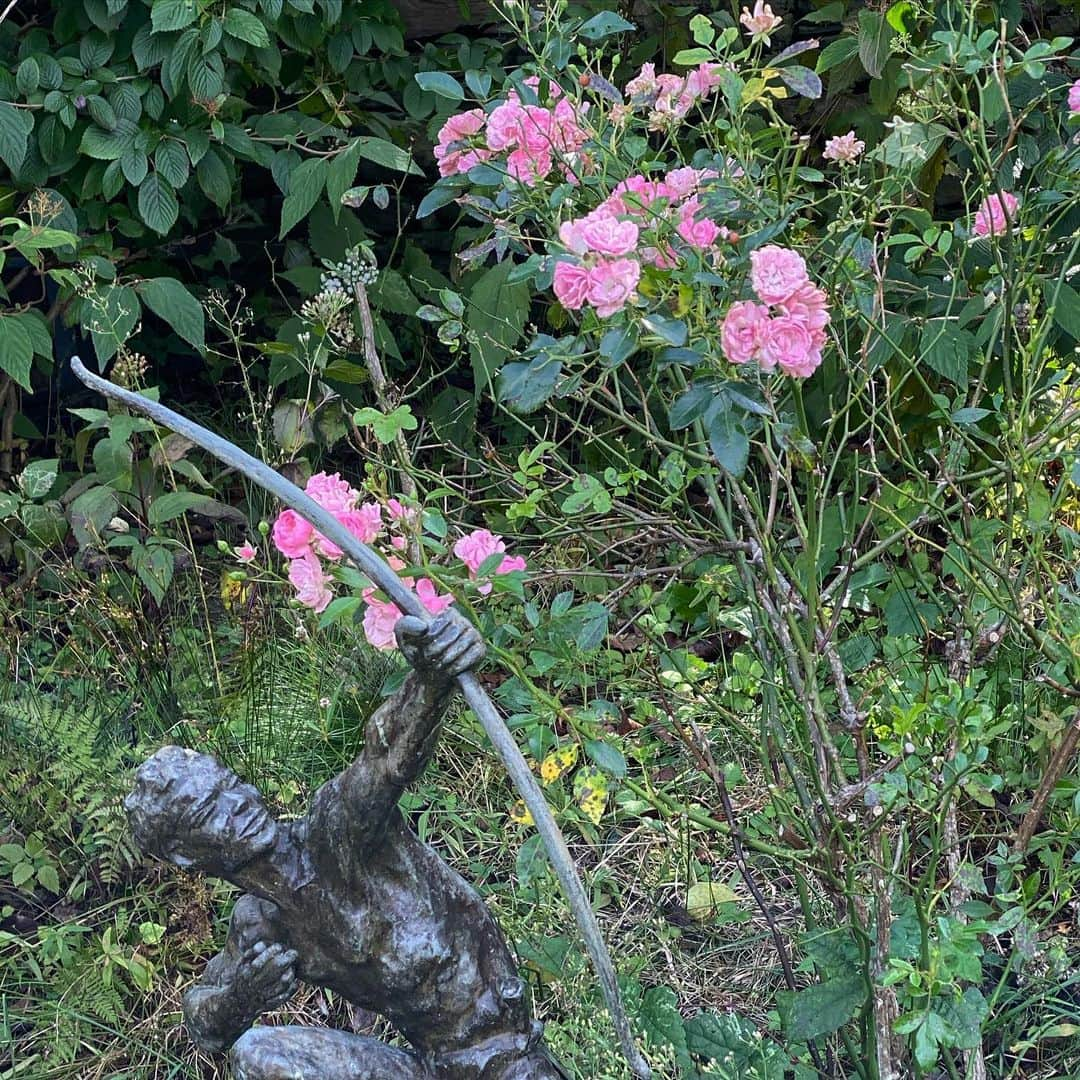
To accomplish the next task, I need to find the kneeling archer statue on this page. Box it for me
[125,611,566,1080]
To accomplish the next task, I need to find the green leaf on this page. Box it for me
[151,0,198,32]
[817,35,860,74]
[12,861,34,888]
[413,71,465,101]
[672,47,715,66]
[574,601,609,651]
[16,58,41,95]
[154,140,190,188]
[326,138,365,219]
[857,10,895,78]
[577,11,635,40]
[777,64,822,99]
[584,738,626,778]
[920,320,971,386]
[1051,282,1080,341]
[0,315,35,389]
[147,491,211,524]
[352,404,418,443]
[138,173,180,234]
[417,183,462,218]
[70,486,119,548]
[137,277,205,352]
[0,102,38,174]
[638,986,689,1063]
[687,881,739,920]
[515,833,547,887]
[468,260,530,395]
[780,974,866,1040]
[196,147,232,208]
[17,459,58,499]
[707,407,750,478]
[85,284,140,363]
[36,864,60,894]
[223,7,269,45]
[668,383,712,429]
[352,135,423,176]
[279,157,327,238]
[496,357,562,413]
[132,542,174,603]
[79,118,139,161]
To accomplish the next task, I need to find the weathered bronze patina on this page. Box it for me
[126,611,566,1079]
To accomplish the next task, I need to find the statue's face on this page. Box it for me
[125,747,279,875]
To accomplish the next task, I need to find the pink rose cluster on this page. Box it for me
[271,475,526,651]
[1069,79,1080,115]
[553,166,725,318]
[435,78,588,186]
[720,245,830,378]
[623,61,724,129]
[971,192,1019,238]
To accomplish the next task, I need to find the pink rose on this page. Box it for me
[1068,79,1080,115]
[759,315,821,378]
[233,542,257,563]
[362,596,400,650]
[664,166,702,200]
[553,261,591,310]
[288,552,333,613]
[740,0,782,43]
[347,502,382,544]
[506,147,552,185]
[676,199,721,249]
[580,216,639,256]
[486,101,525,151]
[586,258,640,317]
[305,472,357,513]
[453,528,506,574]
[972,192,1019,237]
[779,282,830,349]
[684,63,721,102]
[416,578,454,615]
[750,245,810,304]
[823,130,865,164]
[721,301,771,366]
[625,62,658,100]
[435,109,489,177]
[272,509,314,559]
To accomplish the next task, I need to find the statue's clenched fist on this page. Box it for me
[395,610,485,680]
[236,941,298,1011]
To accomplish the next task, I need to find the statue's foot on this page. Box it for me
[232,1026,428,1079]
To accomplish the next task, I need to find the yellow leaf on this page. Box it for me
[540,744,579,786]
[509,800,534,827]
[572,766,608,825]
[686,881,739,920]
[220,572,252,610]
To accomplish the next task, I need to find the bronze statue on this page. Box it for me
[125,611,566,1079]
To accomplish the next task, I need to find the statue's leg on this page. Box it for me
[231,1026,428,1080]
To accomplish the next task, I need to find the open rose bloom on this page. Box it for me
[271,479,526,649]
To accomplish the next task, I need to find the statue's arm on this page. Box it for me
[335,612,485,834]
[182,895,296,1053]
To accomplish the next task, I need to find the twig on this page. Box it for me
[1013,710,1080,854]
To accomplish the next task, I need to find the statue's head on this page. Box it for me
[125,746,278,875]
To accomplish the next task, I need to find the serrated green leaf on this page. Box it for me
[151,0,198,32]
[147,491,211,524]
[154,140,190,188]
[857,10,895,78]
[138,173,179,234]
[0,102,38,174]
[137,277,205,352]
[279,156,326,238]
[781,974,866,1040]
[0,315,35,390]
[223,7,270,45]
[496,357,562,413]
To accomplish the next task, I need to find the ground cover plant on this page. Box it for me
[3,0,1080,1077]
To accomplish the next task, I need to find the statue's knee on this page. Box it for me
[231,1027,281,1080]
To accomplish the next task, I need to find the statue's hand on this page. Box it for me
[236,940,299,1010]
[396,610,485,679]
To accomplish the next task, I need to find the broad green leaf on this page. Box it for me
[468,260,530,395]
[578,11,635,40]
[777,64,822,98]
[17,459,58,499]
[352,135,423,176]
[138,173,180,234]
[151,0,197,32]
[857,10,895,78]
[352,404,418,444]
[196,147,232,208]
[413,71,464,101]
[326,138,365,220]
[154,140,190,188]
[417,183,462,218]
[132,542,174,603]
[223,8,269,45]
[515,833,547,887]
[920,320,971,386]
[707,407,750,478]
[496,357,562,413]
[1051,282,1080,341]
[279,157,327,238]
[70,486,119,547]
[147,491,211,524]
[584,738,626,778]
[137,277,205,352]
[781,974,866,1040]
[687,881,739,920]
[85,284,141,363]
[668,383,713,429]
[0,316,35,390]
[0,101,35,174]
